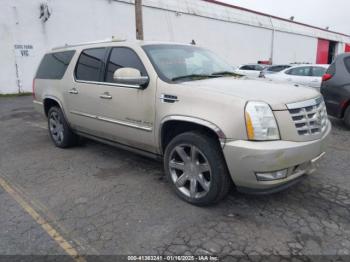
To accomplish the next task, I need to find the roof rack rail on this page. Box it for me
[52,37,126,50]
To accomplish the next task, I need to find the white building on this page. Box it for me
[1,0,350,94]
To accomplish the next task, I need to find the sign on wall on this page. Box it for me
[14,44,34,57]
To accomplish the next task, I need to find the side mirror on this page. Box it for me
[113,67,149,88]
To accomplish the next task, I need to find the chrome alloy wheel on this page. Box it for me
[169,144,212,199]
[49,111,64,144]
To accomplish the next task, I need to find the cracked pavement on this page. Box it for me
[0,96,349,260]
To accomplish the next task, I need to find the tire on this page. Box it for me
[164,131,232,206]
[47,106,79,148]
[344,106,350,129]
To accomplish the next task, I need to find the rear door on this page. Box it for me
[310,66,327,88]
[64,47,108,135]
[284,66,313,86]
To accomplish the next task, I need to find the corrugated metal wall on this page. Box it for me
[1,0,349,94]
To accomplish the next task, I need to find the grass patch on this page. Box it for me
[0,92,32,97]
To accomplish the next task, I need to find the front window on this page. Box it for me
[105,47,148,83]
[142,44,234,82]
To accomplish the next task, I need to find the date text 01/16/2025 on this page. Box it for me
[127,255,219,261]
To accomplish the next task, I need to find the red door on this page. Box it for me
[316,39,330,64]
[345,44,350,52]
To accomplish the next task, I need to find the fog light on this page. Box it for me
[255,169,288,181]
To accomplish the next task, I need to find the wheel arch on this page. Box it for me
[159,115,226,155]
[43,96,64,117]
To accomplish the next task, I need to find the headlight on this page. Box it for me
[245,101,280,141]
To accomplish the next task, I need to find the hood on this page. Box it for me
[181,77,320,110]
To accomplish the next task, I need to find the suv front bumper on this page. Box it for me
[223,122,331,194]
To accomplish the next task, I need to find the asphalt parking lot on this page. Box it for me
[1,96,350,261]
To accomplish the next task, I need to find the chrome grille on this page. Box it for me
[287,97,328,136]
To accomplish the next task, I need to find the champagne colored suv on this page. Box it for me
[33,40,331,205]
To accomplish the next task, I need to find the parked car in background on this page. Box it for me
[233,64,267,77]
[321,53,350,128]
[33,41,330,205]
[259,64,292,78]
[265,64,329,89]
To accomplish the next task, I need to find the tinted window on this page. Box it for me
[327,62,336,75]
[75,48,106,81]
[36,51,75,79]
[254,65,264,71]
[240,65,256,70]
[286,67,312,76]
[268,65,291,72]
[312,66,327,77]
[105,47,147,82]
[344,57,350,74]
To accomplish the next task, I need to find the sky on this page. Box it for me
[218,0,350,35]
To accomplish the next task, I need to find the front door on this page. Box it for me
[92,47,156,153]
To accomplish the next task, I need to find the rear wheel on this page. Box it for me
[47,106,78,148]
[164,131,232,206]
[344,106,350,129]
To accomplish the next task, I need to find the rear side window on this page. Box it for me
[75,48,106,82]
[240,65,255,70]
[311,67,327,77]
[286,66,311,76]
[36,51,75,79]
[268,65,290,72]
[254,65,264,71]
[326,62,336,75]
[105,47,147,82]
[344,57,350,74]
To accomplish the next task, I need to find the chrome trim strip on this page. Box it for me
[74,79,140,89]
[311,152,326,164]
[97,116,152,131]
[70,111,152,132]
[33,100,43,105]
[286,97,323,109]
[70,110,97,119]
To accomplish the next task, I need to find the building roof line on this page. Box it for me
[203,0,350,38]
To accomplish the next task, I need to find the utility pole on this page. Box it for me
[135,0,144,40]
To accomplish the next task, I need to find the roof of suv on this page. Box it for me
[52,39,195,52]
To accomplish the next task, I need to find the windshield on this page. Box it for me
[142,44,235,82]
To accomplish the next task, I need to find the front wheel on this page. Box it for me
[164,132,232,206]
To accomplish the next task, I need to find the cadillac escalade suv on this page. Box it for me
[33,40,331,205]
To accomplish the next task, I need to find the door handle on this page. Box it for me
[69,88,78,94]
[99,92,112,99]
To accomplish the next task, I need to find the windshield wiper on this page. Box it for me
[211,71,242,77]
[171,74,216,82]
